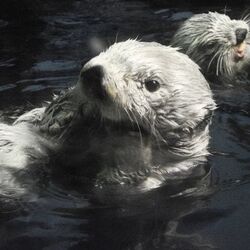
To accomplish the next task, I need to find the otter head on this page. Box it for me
[172,12,250,78]
[77,40,215,163]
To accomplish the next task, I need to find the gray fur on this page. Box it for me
[171,12,250,81]
[0,40,216,192]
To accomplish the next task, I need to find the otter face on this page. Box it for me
[78,40,215,148]
[172,12,250,77]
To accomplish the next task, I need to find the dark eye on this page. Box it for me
[144,80,160,92]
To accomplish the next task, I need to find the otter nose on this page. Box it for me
[81,65,106,100]
[235,28,248,44]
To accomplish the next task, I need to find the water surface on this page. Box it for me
[0,1,250,249]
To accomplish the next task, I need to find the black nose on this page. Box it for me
[235,28,248,44]
[81,65,106,100]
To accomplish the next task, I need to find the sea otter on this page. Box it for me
[0,40,216,194]
[171,12,250,84]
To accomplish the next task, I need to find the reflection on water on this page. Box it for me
[1,169,215,250]
[0,0,250,249]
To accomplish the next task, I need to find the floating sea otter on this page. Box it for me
[0,40,216,194]
[171,12,250,83]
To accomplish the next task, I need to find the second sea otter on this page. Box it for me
[171,12,250,83]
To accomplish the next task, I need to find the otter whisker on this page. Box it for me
[224,48,233,75]
[124,107,134,125]
[208,49,223,72]
[219,53,225,76]
[217,48,231,76]
[114,32,119,44]
[128,109,144,147]
[243,16,250,24]
[216,52,222,76]
[241,11,250,21]
[153,129,165,151]
[116,104,122,122]
[219,52,225,76]
[221,52,229,76]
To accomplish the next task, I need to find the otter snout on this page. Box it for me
[81,65,107,100]
[235,28,248,45]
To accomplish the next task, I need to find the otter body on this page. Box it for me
[171,12,250,83]
[0,40,216,193]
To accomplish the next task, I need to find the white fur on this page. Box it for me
[0,123,51,168]
[172,12,250,79]
[0,40,216,193]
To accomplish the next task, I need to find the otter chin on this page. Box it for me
[0,40,216,194]
[171,12,250,83]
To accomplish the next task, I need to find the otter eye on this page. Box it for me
[144,80,160,92]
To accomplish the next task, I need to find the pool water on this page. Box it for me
[0,1,250,249]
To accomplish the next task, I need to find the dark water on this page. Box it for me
[0,1,250,249]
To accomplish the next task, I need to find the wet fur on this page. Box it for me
[0,40,216,195]
[171,12,250,82]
